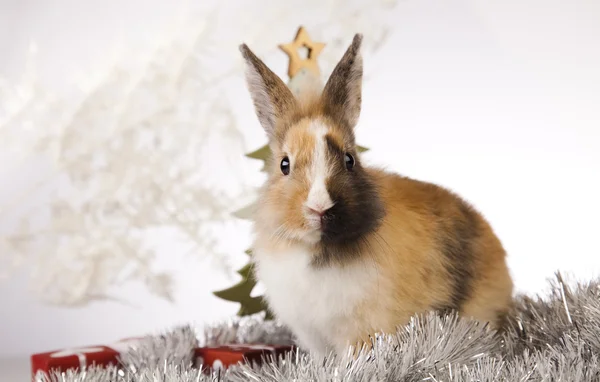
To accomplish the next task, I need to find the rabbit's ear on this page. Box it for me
[240,44,298,140]
[321,34,363,129]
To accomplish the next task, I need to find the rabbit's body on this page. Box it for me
[253,167,512,357]
[240,34,513,358]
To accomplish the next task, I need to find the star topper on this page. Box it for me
[279,26,326,78]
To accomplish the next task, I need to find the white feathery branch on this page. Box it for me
[0,0,398,306]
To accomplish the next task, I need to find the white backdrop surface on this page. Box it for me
[0,0,599,361]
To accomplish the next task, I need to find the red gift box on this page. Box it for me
[30,337,141,378]
[195,344,295,371]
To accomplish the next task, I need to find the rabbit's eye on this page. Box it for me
[280,157,290,175]
[345,153,355,171]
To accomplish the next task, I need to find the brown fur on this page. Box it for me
[241,33,514,354]
[360,171,513,328]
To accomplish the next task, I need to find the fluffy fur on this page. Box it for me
[239,34,513,358]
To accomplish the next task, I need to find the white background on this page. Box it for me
[0,0,599,378]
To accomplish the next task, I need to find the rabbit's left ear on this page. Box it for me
[321,34,364,129]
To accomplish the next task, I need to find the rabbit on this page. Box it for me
[239,33,514,359]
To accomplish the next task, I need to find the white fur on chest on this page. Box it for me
[253,244,377,357]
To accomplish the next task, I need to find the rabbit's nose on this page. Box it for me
[307,206,328,217]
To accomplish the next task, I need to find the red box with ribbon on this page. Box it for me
[194,344,294,371]
[30,337,141,378]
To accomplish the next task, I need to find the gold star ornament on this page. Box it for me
[279,26,326,78]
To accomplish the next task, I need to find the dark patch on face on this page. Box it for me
[436,200,479,312]
[311,134,385,267]
[324,135,345,159]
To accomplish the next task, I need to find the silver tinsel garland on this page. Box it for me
[35,272,600,381]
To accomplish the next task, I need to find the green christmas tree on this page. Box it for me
[213,145,273,319]
[213,27,368,319]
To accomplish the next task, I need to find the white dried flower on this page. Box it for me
[0,0,398,306]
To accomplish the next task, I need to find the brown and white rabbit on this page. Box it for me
[239,34,513,358]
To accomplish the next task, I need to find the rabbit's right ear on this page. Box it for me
[240,44,298,141]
